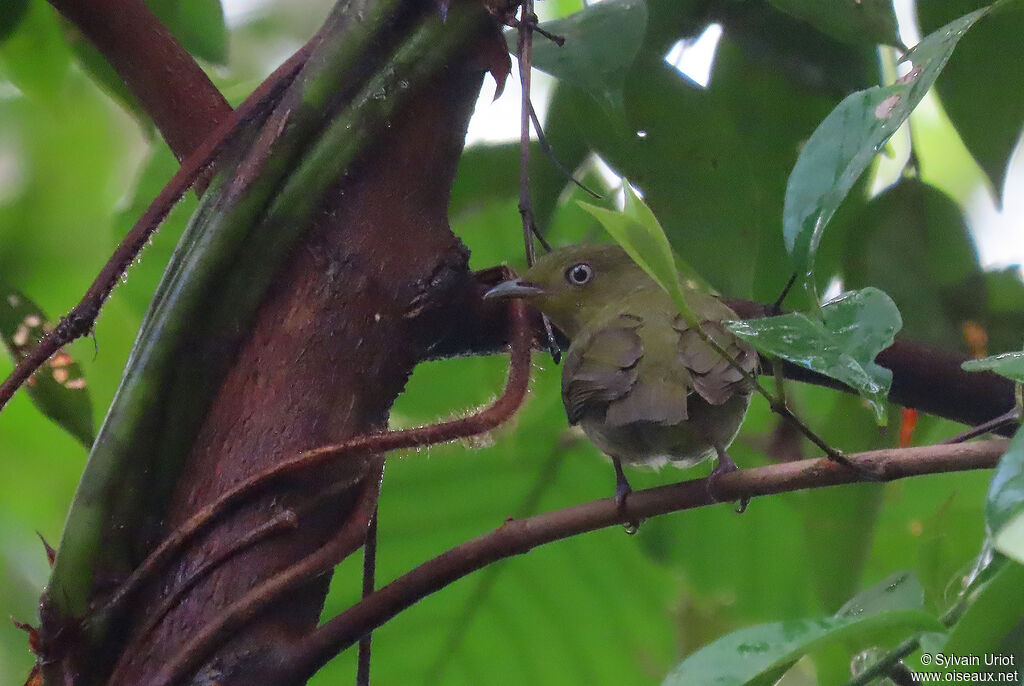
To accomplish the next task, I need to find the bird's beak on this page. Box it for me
[483,278,545,300]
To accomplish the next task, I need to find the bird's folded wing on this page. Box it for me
[562,318,643,425]
[675,318,758,406]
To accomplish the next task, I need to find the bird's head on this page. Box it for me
[484,243,654,339]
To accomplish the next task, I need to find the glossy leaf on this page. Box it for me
[962,351,1024,383]
[579,184,707,321]
[768,0,901,47]
[0,283,93,447]
[783,7,990,288]
[661,608,941,685]
[835,571,924,617]
[526,0,647,117]
[986,430,1024,534]
[726,288,902,424]
[919,0,1024,192]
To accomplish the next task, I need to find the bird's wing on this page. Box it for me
[674,316,758,406]
[561,315,643,425]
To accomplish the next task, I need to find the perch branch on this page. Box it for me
[277,439,1008,682]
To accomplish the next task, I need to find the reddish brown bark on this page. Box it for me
[104,34,493,685]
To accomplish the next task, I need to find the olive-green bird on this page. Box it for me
[485,244,758,505]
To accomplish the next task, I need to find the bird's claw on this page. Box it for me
[708,447,748,513]
[613,459,640,533]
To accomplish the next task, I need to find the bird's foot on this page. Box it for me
[707,447,750,513]
[613,458,640,534]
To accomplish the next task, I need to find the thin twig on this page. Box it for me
[517,0,539,267]
[528,102,601,200]
[92,300,533,629]
[941,406,1022,445]
[356,507,378,686]
[277,439,1007,683]
[0,43,314,414]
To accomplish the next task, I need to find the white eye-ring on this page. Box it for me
[565,263,593,286]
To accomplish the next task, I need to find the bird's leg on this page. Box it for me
[707,446,749,513]
[612,457,640,533]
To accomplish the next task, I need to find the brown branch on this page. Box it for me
[92,298,532,628]
[0,44,314,414]
[276,439,1007,682]
[47,0,230,161]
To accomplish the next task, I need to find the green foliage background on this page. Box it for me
[0,0,1022,683]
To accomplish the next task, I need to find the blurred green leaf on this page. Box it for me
[661,608,941,686]
[0,0,29,42]
[0,0,71,102]
[994,511,1024,565]
[919,0,1024,192]
[836,571,924,617]
[987,431,1024,534]
[783,7,990,290]
[726,288,902,424]
[526,0,647,117]
[768,0,901,47]
[962,351,1024,382]
[0,283,93,447]
[939,558,1024,669]
[841,180,983,349]
[147,0,228,64]
[60,23,150,127]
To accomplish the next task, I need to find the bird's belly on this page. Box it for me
[579,392,751,470]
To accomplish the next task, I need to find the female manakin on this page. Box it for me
[484,243,757,506]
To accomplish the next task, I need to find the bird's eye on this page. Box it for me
[565,263,593,286]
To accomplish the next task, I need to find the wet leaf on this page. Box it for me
[836,571,924,617]
[0,283,93,447]
[768,0,901,47]
[783,6,989,291]
[661,607,941,685]
[962,351,1024,383]
[726,288,903,424]
[986,430,1024,534]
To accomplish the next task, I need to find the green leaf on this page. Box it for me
[0,0,29,42]
[939,558,1024,669]
[61,24,150,126]
[726,288,902,424]
[523,0,647,117]
[840,180,983,349]
[836,571,924,617]
[0,283,93,447]
[783,6,990,289]
[919,0,1024,192]
[579,184,705,321]
[661,610,942,686]
[0,0,71,103]
[994,511,1024,565]
[962,351,1024,383]
[768,0,901,47]
[147,0,228,64]
[987,430,1024,534]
